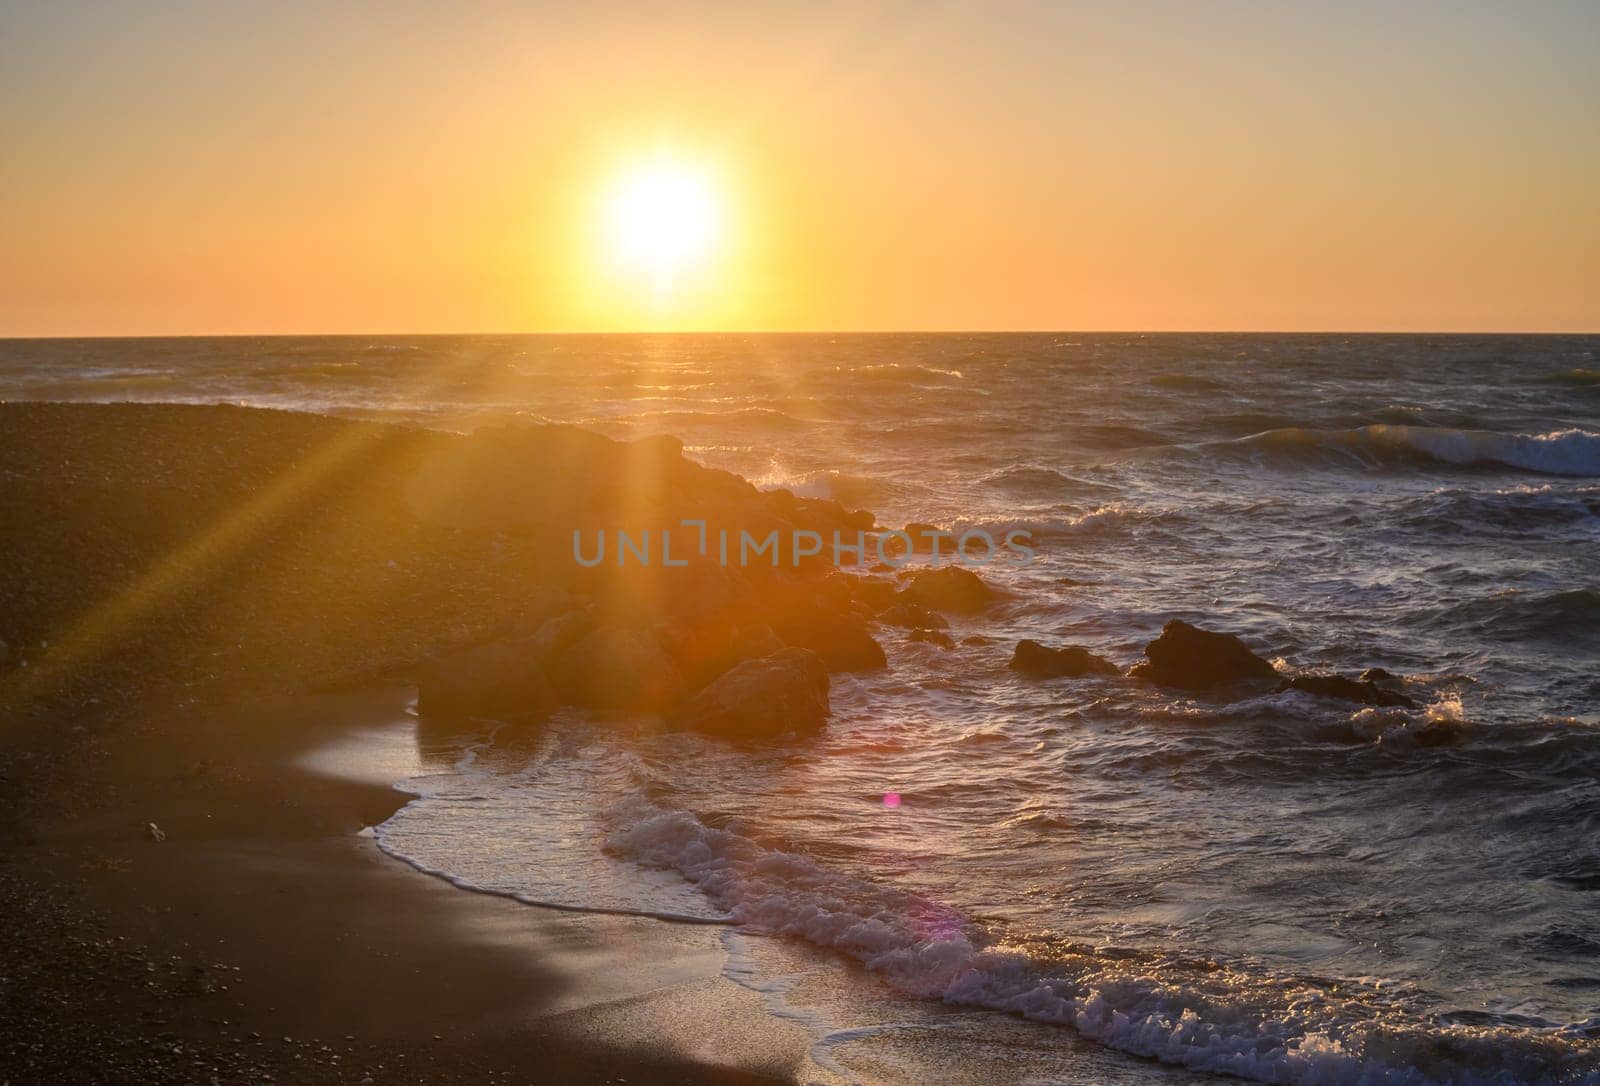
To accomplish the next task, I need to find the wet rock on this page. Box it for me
[1009,639,1120,678]
[555,624,685,712]
[416,634,556,721]
[675,648,830,740]
[1129,619,1278,690]
[1361,666,1403,688]
[826,573,898,612]
[1283,673,1417,708]
[767,605,887,672]
[898,566,995,613]
[907,628,956,649]
[674,620,787,692]
[878,602,949,630]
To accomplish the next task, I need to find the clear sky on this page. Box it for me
[2,0,1597,335]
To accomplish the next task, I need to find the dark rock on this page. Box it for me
[1360,667,1403,688]
[961,635,992,646]
[1283,673,1417,708]
[767,605,887,672]
[669,616,787,693]
[675,649,830,740]
[1009,639,1120,678]
[555,624,685,712]
[871,523,942,558]
[878,602,949,630]
[907,628,956,650]
[1128,620,1278,690]
[826,573,898,612]
[527,609,594,656]
[417,634,556,720]
[899,566,995,613]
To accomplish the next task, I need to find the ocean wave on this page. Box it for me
[1398,483,1600,534]
[754,467,889,506]
[848,362,966,383]
[610,798,1599,1084]
[945,503,1183,543]
[1553,368,1600,387]
[1340,695,1472,747]
[1149,373,1224,392]
[633,407,813,431]
[976,464,1121,500]
[1214,425,1600,476]
[1420,587,1600,642]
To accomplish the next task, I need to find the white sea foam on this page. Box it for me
[607,795,1594,1085]
[1229,425,1600,476]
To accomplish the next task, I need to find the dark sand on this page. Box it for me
[0,403,848,1083]
[2,683,812,1084]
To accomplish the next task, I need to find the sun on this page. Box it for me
[601,157,723,282]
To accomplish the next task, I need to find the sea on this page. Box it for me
[4,333,1599,1084]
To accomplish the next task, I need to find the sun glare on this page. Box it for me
[601,157,723,282]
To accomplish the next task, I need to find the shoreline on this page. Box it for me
[5,398,1596,1083]
[1,683,813,1084]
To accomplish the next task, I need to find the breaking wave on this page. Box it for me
[609,797,1600,1085]
[1420,587,1600,642]
[1213,425,1600,476]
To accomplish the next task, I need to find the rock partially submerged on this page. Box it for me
[907,628,956,650]
[417,634,557,721]
[674,648,830,740]
[1282,673,1417,708]
[878,602,949,630]
[1361,666,1403,687]
[767,603,887,672]
[898,566,995,614]
[553,624,684,713]
[826,573,898,612]
[1009,639,1120,678]
[1129,620,1278,690]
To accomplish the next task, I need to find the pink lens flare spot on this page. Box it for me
[882,791,902,808]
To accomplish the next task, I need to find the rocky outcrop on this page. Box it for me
[1009,639,1120,678]
[907,628,955,649]
[878,602,949,630]
[898,566,995,613]
[779,614,887,671]
[825,573,898,613]
[674,648,830,740]
[553,624,685,713]
[1282,673,1417,708]
[767,602,887,672]
[1128,620,1278,690]
[417,634,558,721]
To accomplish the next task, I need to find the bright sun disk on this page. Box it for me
[603,159,722,281]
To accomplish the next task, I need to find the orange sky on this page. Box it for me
[2,1,1597,335]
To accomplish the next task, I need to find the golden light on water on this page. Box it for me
[600,155,724,286]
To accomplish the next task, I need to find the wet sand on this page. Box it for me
[1,683,812,1083]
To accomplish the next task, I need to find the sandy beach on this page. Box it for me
[1,679,816,1084]
[0,401,853,1084]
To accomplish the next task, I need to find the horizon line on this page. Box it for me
[3,327,1598,342]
